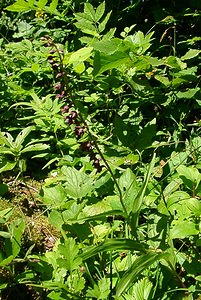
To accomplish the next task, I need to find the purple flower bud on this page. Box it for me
[52,63,59,68]
[75,126,85,138]
[56,90,65,98]
[61,105,70,113]
[56,72,65,79]
[48,59,54,64]
[49,49,56,54]
[65,116,72,125]
[70,111,78,119]
[54,82,62,90]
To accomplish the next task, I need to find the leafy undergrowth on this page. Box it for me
[0,0,201,299]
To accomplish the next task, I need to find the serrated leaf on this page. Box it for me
[40,185,66,206]
[57,238,82,273]
[132,277,153,300]
[98,11,112,33]
[84,3,96,22]
[61,166,94,198]
[95,1,105,22]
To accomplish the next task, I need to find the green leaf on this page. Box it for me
[177,165,201,189]
[21,143,49,154]
[132,277,153,300]
[57,238,82,273]
[116,168,138,213]
[171,221,199,239]
[5,0,31,12]
[93,51,130,76]
[40,185,67,206]
[177,87,200,99]
[61,166,94,198]
[80,239,148,260]
[0,160,17,174]
[98,11,112,33]
[181,49,201,60]
[14,126,33,150]
[0,231,10,238]
[37,0,48,9]
[84,3,96,22]
[0,183,8,197]
[49,0,58,13]
[9,219,25,258]
[48,210,64,230]
[166,56,186,70]
[95,1,105,22]
[0,208,13,224]
[132,153,156,213]
[68,47,93,65]
[116,251,168,296]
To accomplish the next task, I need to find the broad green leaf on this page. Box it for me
[9,219,25,258]
[181,49,201,60]
[0,160,17,174]
[177,165,201,189]
[28,0,34,7]
[48,210,64,229]
[49,0,58,13]
[40,185,67,206]
[177,87,200,99]
[95,1,105,22]
[116,251,168,296]
[5,0,31,12]
[73,62,85,74]
[80,239,148,260]
[166,56,186,70]
[68,47,93,64]
[116,168,138,213]
[93,51,130,76]
[57,238,82,273]
[0,231,10,238]
[171,221,199,239]
[21,143,49,154]
[84,3,96,22]
[61,166,94,198]
[154,75,170,86]
[0,208,13,223]
[37,0,48,9]
[98,11,112,33]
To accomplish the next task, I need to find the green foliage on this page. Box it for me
[0,0,201,299]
